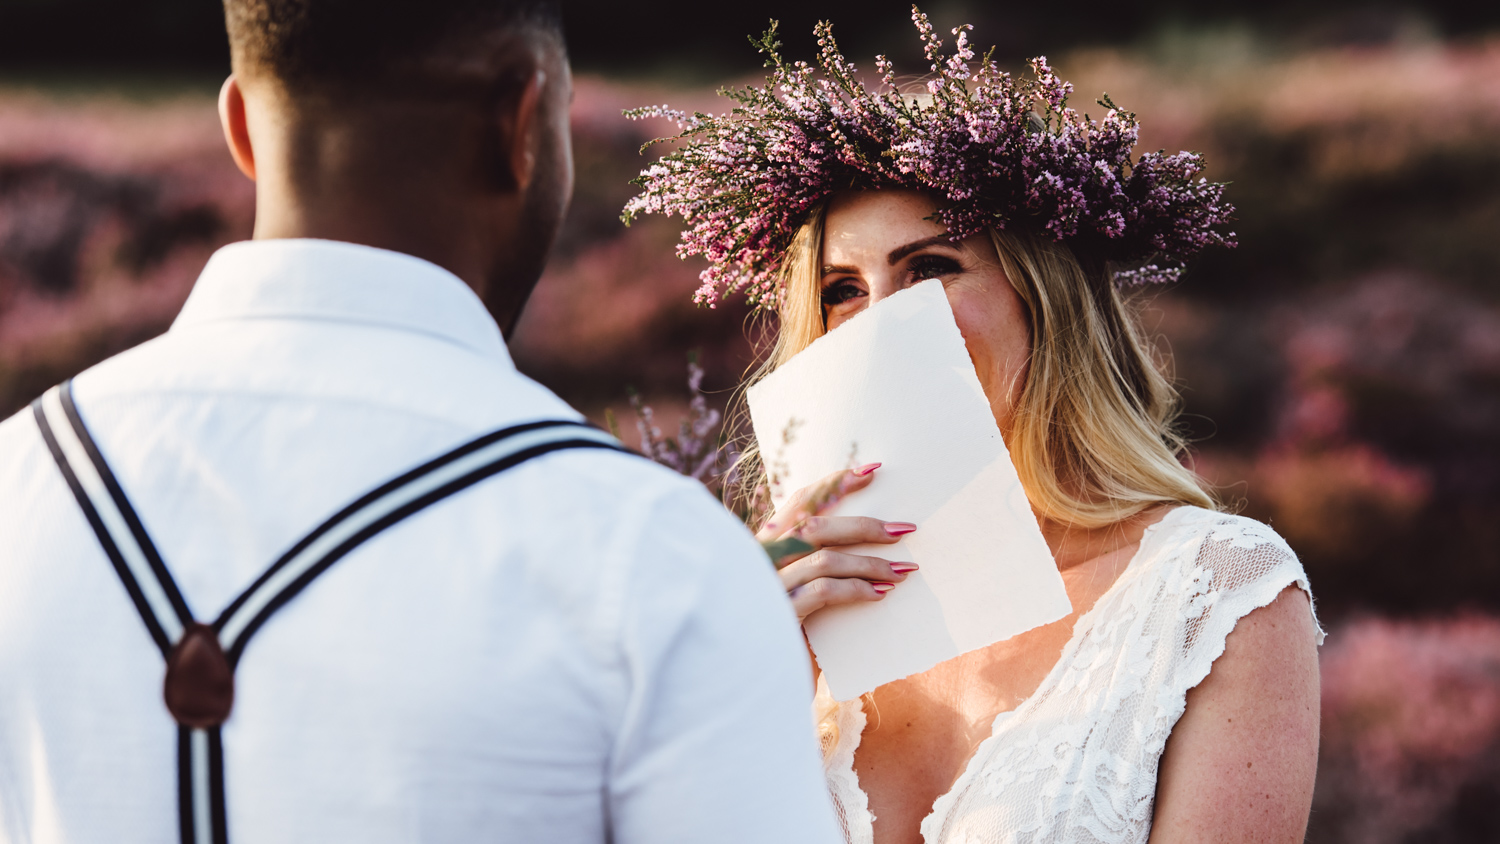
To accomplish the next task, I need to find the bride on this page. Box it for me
[625,11,1322,844]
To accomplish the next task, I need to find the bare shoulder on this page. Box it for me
[1150,585,1321,843]
[1195,585,1320,715]
[1230,586,1320,652]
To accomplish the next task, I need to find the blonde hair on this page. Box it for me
[732,202,1214,528]
[730,199,1216,751]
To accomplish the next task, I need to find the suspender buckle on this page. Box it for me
[164,623,235,728]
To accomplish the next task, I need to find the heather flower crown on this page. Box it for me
[620,7,1236,310]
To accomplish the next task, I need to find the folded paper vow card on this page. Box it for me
[748,280,1071,700]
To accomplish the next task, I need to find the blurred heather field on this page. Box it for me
[3,4,1500,840]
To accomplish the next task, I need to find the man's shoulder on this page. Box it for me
[522,444,748,537]
[492,438,762,574]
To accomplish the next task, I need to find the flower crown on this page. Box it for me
[620,7,1236,311]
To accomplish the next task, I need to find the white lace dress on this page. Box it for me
[817,506,1324,844]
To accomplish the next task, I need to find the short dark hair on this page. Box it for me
[223,0,562,93]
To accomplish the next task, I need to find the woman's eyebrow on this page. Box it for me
[887,234,956,265]
[821,264,861,277]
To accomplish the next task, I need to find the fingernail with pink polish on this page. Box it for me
[871,582,895,594]
[854,462,882,476]
[890,563,919,574]
[884,522,917,536]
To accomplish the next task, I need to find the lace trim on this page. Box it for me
[1147,519,1326,759]
[822,507,1324,844]
[819,674,874,844]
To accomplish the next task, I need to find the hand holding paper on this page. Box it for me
[748,280,1072,700]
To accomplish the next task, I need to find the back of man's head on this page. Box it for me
[223,0,563,98]
[218,0,572,334]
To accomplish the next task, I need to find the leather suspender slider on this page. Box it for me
[164,623,235,728]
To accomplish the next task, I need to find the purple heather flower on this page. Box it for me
[620,5,1234,308]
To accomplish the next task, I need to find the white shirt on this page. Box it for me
[0,239,841,844]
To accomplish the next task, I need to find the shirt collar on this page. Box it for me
[173,239,510,361]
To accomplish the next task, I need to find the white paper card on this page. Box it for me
[748,280,1071,700]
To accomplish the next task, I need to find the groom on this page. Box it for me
[0,2,838,842]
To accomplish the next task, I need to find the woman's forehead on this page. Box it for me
[826,189,941,225]
[823,190,947,257]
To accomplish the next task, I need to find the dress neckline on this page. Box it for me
[835,504,1199,844]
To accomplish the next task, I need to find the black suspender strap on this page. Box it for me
[32,380,629,844]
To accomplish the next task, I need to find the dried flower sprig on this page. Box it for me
[621,6,1236,310]
[609,353,741,498]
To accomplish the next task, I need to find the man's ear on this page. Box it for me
[499,69,545,192]
[219,75,257,181]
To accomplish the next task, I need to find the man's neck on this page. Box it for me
[253,202,487,285]
[241,92,543,335]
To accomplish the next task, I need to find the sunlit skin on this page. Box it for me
[759,190,1320,844]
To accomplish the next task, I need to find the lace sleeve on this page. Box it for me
[1163,514,1325,730]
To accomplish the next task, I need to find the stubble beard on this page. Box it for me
[486,142,569,337]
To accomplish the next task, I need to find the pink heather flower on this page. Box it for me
[620,6,1234,311]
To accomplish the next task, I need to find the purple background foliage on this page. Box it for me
[1,14,1498,840]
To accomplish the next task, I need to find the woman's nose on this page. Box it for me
[865,273,903,307]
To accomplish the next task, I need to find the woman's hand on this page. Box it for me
[757,463,918,623]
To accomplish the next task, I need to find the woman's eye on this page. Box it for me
[908,255,961,280]
[821,282,866,307]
